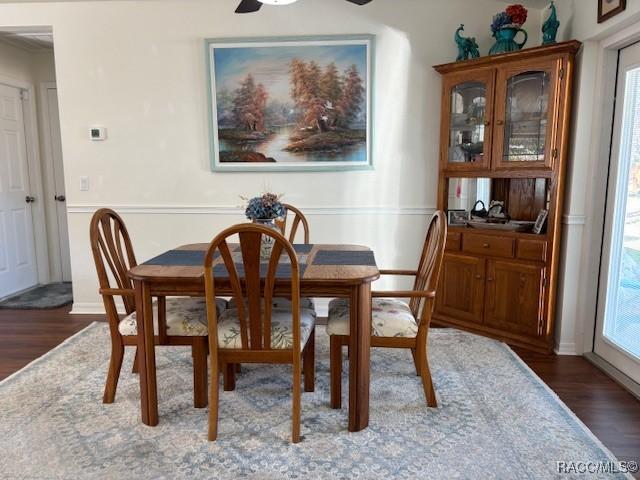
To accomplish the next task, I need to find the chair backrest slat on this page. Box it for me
[90,209,138,316]
[276,204,310,244]
[239,230,265,349]
[411,211,447,323]
[205,224,301,353]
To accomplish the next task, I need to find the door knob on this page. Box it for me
[25,195,35,203]
[54,195,66,202]
[496,120,504,125]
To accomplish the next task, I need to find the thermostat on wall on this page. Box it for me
[90,126,107,141]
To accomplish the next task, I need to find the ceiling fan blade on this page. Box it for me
[235,0,263,13]
[345,0,373,5]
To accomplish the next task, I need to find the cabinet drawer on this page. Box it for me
[462,234,515,258]
[446,232,461,251]
[517,239,547,262]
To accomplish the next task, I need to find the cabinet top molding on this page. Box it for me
[433,40,582,74]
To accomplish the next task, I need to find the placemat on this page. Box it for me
[143,250,207,266]
[313,250,376,266]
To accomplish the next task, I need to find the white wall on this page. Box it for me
[0,0,548,314]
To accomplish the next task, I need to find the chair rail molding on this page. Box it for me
[562,214,586,225]
[67,204,437,216]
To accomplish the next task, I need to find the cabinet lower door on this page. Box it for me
[435,253,485,324]
[484,260,545,337]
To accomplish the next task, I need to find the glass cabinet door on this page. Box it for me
[492,59,562,169]
[442,70,495,170]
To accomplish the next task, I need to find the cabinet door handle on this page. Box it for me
[482,243,490,248]
[484,120,491,126]
[54,195,66,202]
[487,277,494,282]
[475,274,482,279]
[496,120,504,125]
[25,195,35,203]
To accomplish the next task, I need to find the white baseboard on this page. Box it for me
[554,342,579,355]
[70,302,113,315]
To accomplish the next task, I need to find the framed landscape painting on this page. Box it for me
[206,35,374,172]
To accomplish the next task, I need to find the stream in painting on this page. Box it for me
[218,125,366,163]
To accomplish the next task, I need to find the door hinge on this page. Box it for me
[552,148,559,159]
[559,68,565,80]
[19,89,29,101]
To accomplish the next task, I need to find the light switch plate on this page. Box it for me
[80,176,89,191]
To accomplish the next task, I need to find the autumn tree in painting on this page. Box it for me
[232,74,268,132]
[337,65,364,129]
[289,59,364,133]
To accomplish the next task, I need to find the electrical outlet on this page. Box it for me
[80,176,89,191]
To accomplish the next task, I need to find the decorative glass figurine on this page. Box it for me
[542,2,560,45]
[455,24,480,62]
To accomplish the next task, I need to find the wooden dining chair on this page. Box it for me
[232,203,314,311]
[276,203,310,244]
[327,211,447,409]
[90,208,227,408]
[204,223,316,443]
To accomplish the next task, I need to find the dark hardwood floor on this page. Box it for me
[1,307,639,470]
[0,306,101,380]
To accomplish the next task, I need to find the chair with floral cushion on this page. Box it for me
[326,211,447,408]
[90,208,227,408]
[204,223,316,443]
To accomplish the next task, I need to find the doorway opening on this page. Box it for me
[0,26,71,309]
[593,40,640,392]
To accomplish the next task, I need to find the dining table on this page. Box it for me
[127,242,380,432]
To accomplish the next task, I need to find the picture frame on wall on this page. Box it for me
[205,35,374,172]
[448,210,470,226]
[598,0,626,23]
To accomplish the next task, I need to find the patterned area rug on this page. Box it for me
[0,323,630,480]
[0,283,72,309]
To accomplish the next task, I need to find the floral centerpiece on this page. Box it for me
[244,192,285,221]
[489,4,528,55]
[242,192,286,259]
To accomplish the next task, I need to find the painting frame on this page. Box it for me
[205,34,375,173]
[598,0,626,23]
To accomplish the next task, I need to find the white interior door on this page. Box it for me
[0,83,38,298]
[44,86,71,282]
[594,42,640,384]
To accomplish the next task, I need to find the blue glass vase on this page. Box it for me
[489,27,528,55]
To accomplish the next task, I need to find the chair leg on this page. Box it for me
[103,338,124,404]
[131,346,140,374]
[292,358,302,443]
[411,348,420,376]
[416,344,437,408]
[223,362,236,391]
[329,335,343,409]
[192,338,208,408]
[303,327,315,393]
[208,349,219,441]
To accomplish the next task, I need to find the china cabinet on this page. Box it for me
[433,41,581,353]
